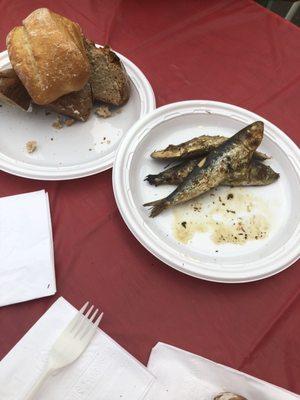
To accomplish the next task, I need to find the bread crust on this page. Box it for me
[6,8,90,105]
[47,83,93,121]
[0,68,31,110]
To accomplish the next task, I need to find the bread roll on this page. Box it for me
[6,8,90,105]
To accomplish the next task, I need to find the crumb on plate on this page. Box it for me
[64,118,75,127]
[26,140,37,153]
[95,105,112,118]
[52,116,63,129]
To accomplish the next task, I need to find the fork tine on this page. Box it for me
[73,304,95,336]
[94,312,103,327]
[77,309,99,339]
[80,312,103,341]
[89,308,99,323]
[68,301,89,331]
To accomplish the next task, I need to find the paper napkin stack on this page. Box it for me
[0,297,155,400]
[0,190,56,306]
[146,343,299,400]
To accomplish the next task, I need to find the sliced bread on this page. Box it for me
[85,39,130,106]
[47,83,93,121]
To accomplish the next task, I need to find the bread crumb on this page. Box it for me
[95,105,112,118]
[52,116,63,129]
[26,140,37,153]
[64,118,75,127]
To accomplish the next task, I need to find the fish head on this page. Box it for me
[151,144,180,160]
[250,161,280,184]
[239,121,264,152]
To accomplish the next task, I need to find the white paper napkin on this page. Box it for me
[0,297,155,400]
[0,190,56,306]
[146,343,299,400]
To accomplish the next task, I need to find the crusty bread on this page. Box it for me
[84,39,130,106]
[6,8,90,105]
[47,83,93,121]
[0,68,31,110]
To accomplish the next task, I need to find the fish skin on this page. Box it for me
[151,136,225,160]
[145,159,199,186]
[144,121,264,217]
[145,159,279,187]
[223,160,279,186]
[151,135,269,161]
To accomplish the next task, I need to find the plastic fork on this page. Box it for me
[24,302,103,400]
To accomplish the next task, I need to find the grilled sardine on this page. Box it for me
[151,135,269,161]
[145,159,279,187]
[144,121,264,217]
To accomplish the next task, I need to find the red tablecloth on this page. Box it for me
[0,0,300,393]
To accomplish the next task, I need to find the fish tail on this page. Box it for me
[143,198,168,217]
[144,174,159,186]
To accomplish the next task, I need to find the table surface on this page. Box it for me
[0,0,300,394]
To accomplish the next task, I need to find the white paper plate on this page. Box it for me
[0,48,155,180]
[113,100,300,283]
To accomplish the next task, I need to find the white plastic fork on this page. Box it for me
[24,302,103,400]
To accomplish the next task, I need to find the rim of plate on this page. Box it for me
[0,49,155,180]
[113,100,300,283]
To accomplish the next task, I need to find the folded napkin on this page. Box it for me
[0,297,155,400]
[146,343,299,400]
[0,190,56,306]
